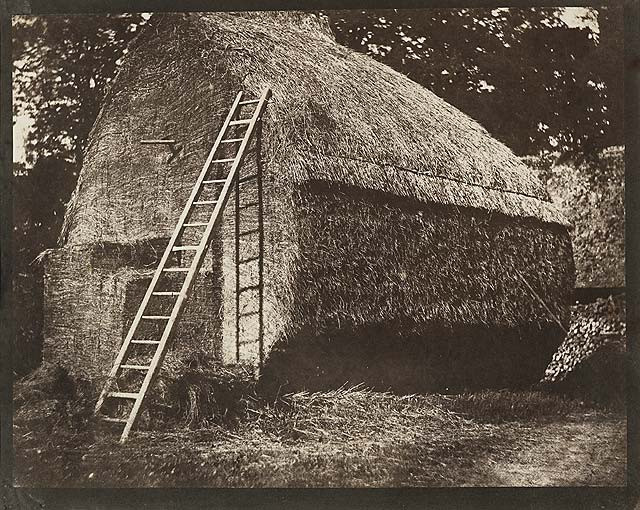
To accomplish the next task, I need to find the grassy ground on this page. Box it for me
[13,374,626,487]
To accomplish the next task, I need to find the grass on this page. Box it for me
[442,389,592,423]
[12,364,626,487]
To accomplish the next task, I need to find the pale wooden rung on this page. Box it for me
[239,99,260,105]
[108,391,139,399]
[183,222,208,227]
[238,201,259,210]
[193,200,218,205]
[163,267,190,272]
[202,179,227,184]
[229,119,251,125]
[141,315,171,320]
[101,416,128,423]
[239,284,261,293]
[221,138,244,143]
[238,174,258,184]
[213,158,236,163]
[121,364,150,370]
[131,339,161,344]
[172,246,199,251]
[152,291,180,296]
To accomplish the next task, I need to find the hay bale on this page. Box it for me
[43,240,223,380]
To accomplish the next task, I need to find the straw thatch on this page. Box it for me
[61,12,567,245]
[44,11,574,389]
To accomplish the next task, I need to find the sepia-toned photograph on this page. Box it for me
[9,6,627,490]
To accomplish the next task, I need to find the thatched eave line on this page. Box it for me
[297,149,551,203]
[279,150,571,227]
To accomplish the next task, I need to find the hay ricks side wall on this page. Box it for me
[261,183,573,392]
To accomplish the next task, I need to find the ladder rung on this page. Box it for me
[108,392,139,400]
[212,158,236,163]
[239,99,260,105]
[238,201,259,210]
[172,245,199,251]
[121,364,151,371]
[239,256,260,264]
[221,138,244,143]
[152,291,180,296]
[239,284,261,293]
[163,267,190,272]
[141,315,171,320]
[229,119,251,126]
[131,339,161,345]
[202,179,227,184]
[193,200,218,205]
[238,174,259,184]
[239,310,259,318]
[101,416,128,424]
[140,139,176,144]
[183,222,208,227]
[238,228,260,237]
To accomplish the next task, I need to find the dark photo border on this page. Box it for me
[1,0,637,508]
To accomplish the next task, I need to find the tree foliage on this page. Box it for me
[329,7,623,156]
[13,13,147,166]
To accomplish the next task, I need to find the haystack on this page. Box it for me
[44,11,574,391]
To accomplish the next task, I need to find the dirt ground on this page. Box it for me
[12,388,626,488]
[485,419,626,486]
[451,416,626,486]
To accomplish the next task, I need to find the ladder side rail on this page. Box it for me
[235,154,241,362]
[120,88,271,441]
[256,120,265,365]
[95,92,244,415]
[187,86,271,293]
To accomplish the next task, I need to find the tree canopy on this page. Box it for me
[329,7,623,156]
[12,13,147,166]
[13,9,622,170]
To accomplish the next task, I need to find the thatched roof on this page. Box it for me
[189,11,567,225]
[61,11,567,245]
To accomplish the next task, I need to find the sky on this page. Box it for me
[12,7,598,166]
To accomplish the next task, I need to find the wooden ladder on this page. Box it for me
[94,87,272,442]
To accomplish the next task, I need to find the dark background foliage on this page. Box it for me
[329,7,623,156]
